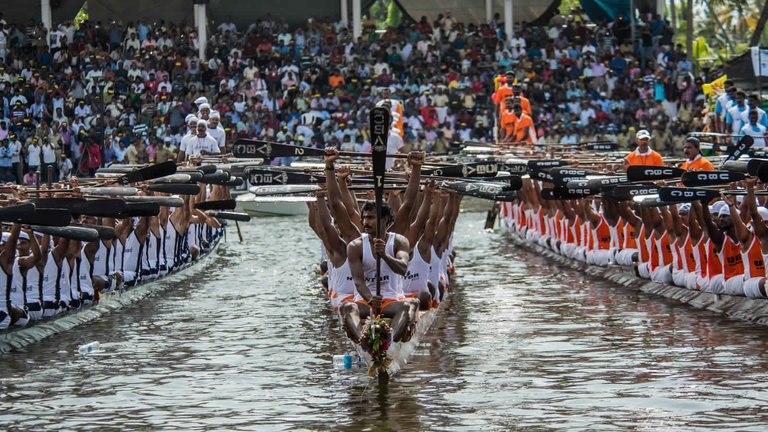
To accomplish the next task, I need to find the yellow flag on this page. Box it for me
[74,1,89,29]
[702,74,728,96]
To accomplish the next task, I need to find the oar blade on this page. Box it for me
[626,165,686,182]
[147,183,201,195]
[681,170,745,187]
[118,161,177,185]
[16,208,72,226]
[0,203,37,222]
[195,199,237,211]
[658,186,721,203]
[30,225,100,242]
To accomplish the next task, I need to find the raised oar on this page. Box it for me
[16,208,72,227]
[210,211,251,222]
[658,186,721,203]
[370,106,389,321]
[250,185,321,196]
[116,161,177,185]
[681,170,746,187]
[195,199,237,211]
[626,165,687,182]
[123,196,184,207]
[603,183,660,201]
[30,225,100,242]
[120,202,160,217]
[78,187,139,196]
[199,171,231,185]
[233,139,409,160]
[0,203,37,222]
[71,223,117,240]
[147,174,193,184]
[147,183,201,195]
[721,135,754,165]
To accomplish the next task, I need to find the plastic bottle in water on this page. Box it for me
[77,341,100,354]
[332,354,346,369]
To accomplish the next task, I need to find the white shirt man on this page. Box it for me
[740,113,768,149]
[207,111,226,149]
[186,120,220,158]
[42,142,57,164]
[386,129,404,170]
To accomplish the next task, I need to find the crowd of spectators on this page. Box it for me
[0,7,725,182]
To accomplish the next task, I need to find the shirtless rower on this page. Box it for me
[341,202,412,344]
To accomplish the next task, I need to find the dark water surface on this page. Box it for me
[2,212,768,431]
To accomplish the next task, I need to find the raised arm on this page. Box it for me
[19,227,42,270]
[405,184,433,250]
[324,149,361,240]
[390,151,424,235]
[722,193,752,247]
[701,200,724,250]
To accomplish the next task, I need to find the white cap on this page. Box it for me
[710,201,726,215]
[197,119,208,127]
[184,114,196,123]
[19,232,29,241]
[187,115,199,125]
[718,205,732,217]
[198,103,211,111]
[209,110,220,119]
[636,129,651,140]
[758,207,768,220]
[677,203,691,213]
[194,96,208,105]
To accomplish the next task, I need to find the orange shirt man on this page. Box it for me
[623,129,664,170]
[499,99,517,142]
[511,103,537,144]
[679,137,715,171]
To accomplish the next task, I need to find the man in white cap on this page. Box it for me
[197,103,211,120]
[623,129,664,171]
[207,110,226,150]
[187,119,220,159]
[700,196,746,296]
[193,96,208,112]
[177,115,199,162]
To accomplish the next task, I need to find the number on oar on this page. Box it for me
[370,106,390,308]
[195,199,236,210]
[626,165,686,182]
[421,162,500,178]
[658,186,721,202]
[117,161,177,185]
[721,135,754,165]
[233,139,408,160]
[527,160,571,170]
[681,170,746,187]
[249,185,321,196]
[247,168,325,186]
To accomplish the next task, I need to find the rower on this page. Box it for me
[12,226,42,321]
[623,129,664,171]
[720,187,765,298]
[3,225,35,327]
[341,202,413,344]
[744,180,768,297]
[679,137,715,171]
[699,199,744,295]
[40,234,69,317]
[402,182,437,309]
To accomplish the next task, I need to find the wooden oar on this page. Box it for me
[195,199,237,210]
[233,139,409,160]
[147,183,201,195]
[78,187,139,196]
[117,161,177,185]
[16,208,72,227]
[0,203,37,222]
[123,196,184,207]
[626,166,686,182]
[370,106,389,319]
[120,202,160,217]
[71,223,117,240]
[210,211,251,222]
[658,187,721,203]
[30,225,100,242]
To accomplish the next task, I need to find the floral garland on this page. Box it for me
[362,315,393,376]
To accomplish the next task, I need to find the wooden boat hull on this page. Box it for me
[0,235,224,353]
[503,224,768,326]
[353,304,442,377]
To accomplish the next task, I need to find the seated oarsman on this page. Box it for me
[608,201,639,267]
[341,202,413,344]
[582,197,613,266]
[401,183,437,310]
[2,224,36,327]
[39,234,69,317]
[698,199,744,295]
[665,204,697,289]
[435,192,461,295]
[679,137,715,171]
[316,149,365,310]
[12,226,42,322]
[744,180,768,297]
[722,184,767,297]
